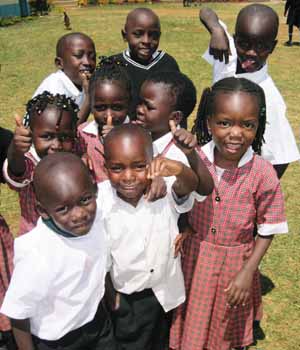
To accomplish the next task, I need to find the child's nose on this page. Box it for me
[142,34,151,44]
[71,206,87,222]
[123,168,135,182]
[230,126,243,138]
[82,55,91,66]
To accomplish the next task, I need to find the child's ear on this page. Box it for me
[36,201,50,219]
[121,29,127,42]
[55,56,63,70]
[170,111,183,127]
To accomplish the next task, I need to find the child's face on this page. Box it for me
[208,92,259,168]
[137,81,175,140]
[40,168,97,236]
[31,107,75,159]
[234,17,277,73]
[105,134,152,207]
[56,36,96,87]
[122,13,161,64]
[91,81,129,128]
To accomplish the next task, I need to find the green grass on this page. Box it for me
[0,3,299,349]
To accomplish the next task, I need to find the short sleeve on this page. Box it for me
[256,166,288,236]
[1,238,51,319]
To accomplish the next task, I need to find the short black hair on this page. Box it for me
[24,91,79,130]
[144,71,197,122]
[56,32,95,57]
[192,77,266,154]
[89,56,132,102]
[125,8,160,31]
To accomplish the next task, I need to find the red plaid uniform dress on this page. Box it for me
[78,122,108,184]
[170,144,287,350]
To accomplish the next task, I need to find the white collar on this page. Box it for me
[57,70,82,98]
[153,131,173,154]
[82,116,131,136]
[202,140,254,168]
[123,49,165,70]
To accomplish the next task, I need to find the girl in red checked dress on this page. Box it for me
[170,77,288,350]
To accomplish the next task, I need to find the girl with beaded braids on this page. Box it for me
[3,91,81,236]
[170,77,288,350]
[78,56,132,183]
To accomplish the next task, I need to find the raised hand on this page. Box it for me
[147,156,183,180]
[101,114,114,139]
[79,71,91,94]
[13,114,32,155]
[209,26,231,64]
[169,120,197,155]
[144,175,167,202]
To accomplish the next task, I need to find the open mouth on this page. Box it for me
[240,58,258,72]
[225,143,243,153]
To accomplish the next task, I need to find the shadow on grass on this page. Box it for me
[260,273,275,296]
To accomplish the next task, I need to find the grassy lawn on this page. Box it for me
[0,2,299,349]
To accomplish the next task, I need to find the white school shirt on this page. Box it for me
[202,22,300,165]
[97,180,194,312]
[33,70,84,108]
[1,212,108,340]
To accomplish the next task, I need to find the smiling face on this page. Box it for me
[234,14,277,73]
[122,9,161,64]
[91,81,130,129]
[105,132,153,207]
[137,81,176,140]
[208,91,259,169]
[36,156,97,236]
[31,107,75,159]
[56,35,96,87]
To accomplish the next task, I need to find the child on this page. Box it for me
[170,77,288,350]
[98,124,198,349]
[1,152,117,350]
[0,127,16,350]
[33,32,96,124]
[110,8,180,120]
[3,91,80,236]
[284,0,300,46]
[200,4,300,178]
[78,56,131,183]
[137,71,213,196]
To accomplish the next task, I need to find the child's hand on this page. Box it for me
[147,156,183,180]
[79,71,92,94]
[101,115,114,139]
[169,120,197,155]
[224,268,254,307]
[144,176,167,202]
[174,225,196,257]
[81,153,94,172]
[209,26,231,64]
[13,114,32,155]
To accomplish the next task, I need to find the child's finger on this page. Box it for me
[15,113,23,128]
[169,119,177,134]
[106,114,113,126]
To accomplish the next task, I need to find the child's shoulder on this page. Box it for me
[251,154,280,187]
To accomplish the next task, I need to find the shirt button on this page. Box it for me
[215,196,220,202]
[211,228,216,234]
[150,269,154,273]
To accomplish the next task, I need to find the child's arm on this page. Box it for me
[199,7,231,64]
[11,318,35,350]
[7,115,32,176]
[225,236,273,307]
[148,156,198,198]
[170,121,214,196]
[77,72,91,125]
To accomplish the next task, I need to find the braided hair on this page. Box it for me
[192,77,266,155]
[24,91,79,130]
[89,56,131,101]
[144,71,197,124]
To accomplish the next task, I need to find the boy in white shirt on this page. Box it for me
[1,153,117,350]
[33,32,96,125]
[98,124,199,350]
[199,4,300,178]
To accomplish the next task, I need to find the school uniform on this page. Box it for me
[285,0,300,27]
[77,117,130,183]
[110,49,180,118]
[202,21,300,166]
[170,141,288,350]
[97,179,195,350]
[1,213,117,350]
[33,70,85,108]
[0,128,14,333]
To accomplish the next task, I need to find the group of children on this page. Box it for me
[0,4,297,350]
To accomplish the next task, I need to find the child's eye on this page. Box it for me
[94,105,106,112]
[41,134,54,140]
[134,163,147,171]
[149,31,160,40]
[59,134,74,142]
[55,206,68,214]
[112,105,124,112]
[80,195,93,205]
[109,165,123,173]
[133,31,143,37]
[217,121,230,127]
[244,122,256,130]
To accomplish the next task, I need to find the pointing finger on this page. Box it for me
[15,113,23,128]
[169,119,177,134]
[106,114,113,126]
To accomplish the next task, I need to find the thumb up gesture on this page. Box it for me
[13,114,32,155]
[101,114,114,139]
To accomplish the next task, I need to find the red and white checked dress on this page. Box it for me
[170,143,287,350]
[78,121,107,184]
